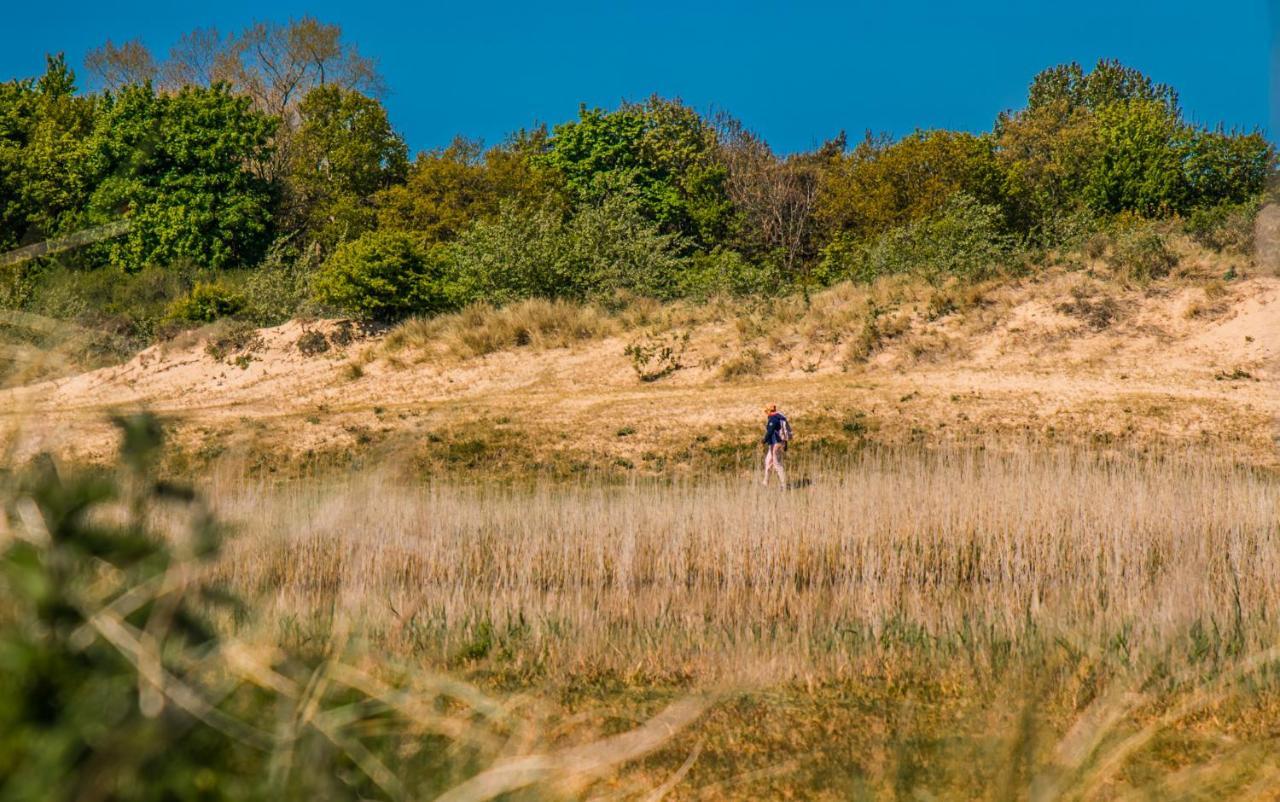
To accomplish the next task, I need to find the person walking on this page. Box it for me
[761,404,792,488]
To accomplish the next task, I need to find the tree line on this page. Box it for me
[0,18,1273,332]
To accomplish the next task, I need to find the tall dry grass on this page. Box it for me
[206,447,1280,681]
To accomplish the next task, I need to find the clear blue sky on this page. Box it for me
[1,0,1274,154]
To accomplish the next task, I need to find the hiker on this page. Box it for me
[761,404,792,488]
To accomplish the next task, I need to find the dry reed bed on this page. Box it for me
[207,448,1280,677]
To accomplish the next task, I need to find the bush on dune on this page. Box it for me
[449,195,688,305]
[313,230,457,321]
[821,193,1015,285]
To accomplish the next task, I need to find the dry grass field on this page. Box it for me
[5,244,1280,798]
[171,446,1280,799]
[211,448,1279,679]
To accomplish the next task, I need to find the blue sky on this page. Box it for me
[1,1,1273,154]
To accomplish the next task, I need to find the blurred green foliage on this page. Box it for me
[0,415,254,801]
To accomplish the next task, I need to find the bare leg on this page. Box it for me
[770,443,786,489]
[763,443,786,487]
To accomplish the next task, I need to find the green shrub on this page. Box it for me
[450,196,688,303]
[845,304,886,364]
[569,195,690,299]
[165,281,246,323]
[678,248,781,298]
[204,319,263,362]
[1184,200,1259,254]
[313,230,455,321]
[22,263,197,343]
[296,328,330,355]
[822,193,1013,285]
[1107,225,1178,280]
[240,241,321,324]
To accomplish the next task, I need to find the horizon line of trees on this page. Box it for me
[0,17,1274,332]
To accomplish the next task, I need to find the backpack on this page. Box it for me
[779,415,794,443]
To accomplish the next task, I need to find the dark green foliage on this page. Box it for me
[0,415,251,801]
[86,83,276,271]
[313,229,454,320]
[537,96,732,246]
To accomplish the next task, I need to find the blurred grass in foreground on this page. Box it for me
[0,415,705,801]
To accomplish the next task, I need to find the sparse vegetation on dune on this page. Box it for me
[4,240,1278,481]
[377,297,623,361]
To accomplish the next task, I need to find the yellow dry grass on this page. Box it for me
[207,446,1280,680]
[182,445,1280,799]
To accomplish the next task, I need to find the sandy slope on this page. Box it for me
[3,276,1278,471]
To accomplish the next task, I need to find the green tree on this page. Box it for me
[374,130,564,244]
[313,230,454,320]
[377,138,499,243]
[997,60,1193,233]
[0,71,42,252]
[86,82,277,271]
[818,129,1005,241]
[283,84,407,248]
[0,55,99,252]
[1181,128,1273,209]
[1023,58,1178,116]
[1082,98,1190,216]
[994,95,1099,234]
[536,96,731,247]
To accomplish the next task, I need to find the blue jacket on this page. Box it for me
[763,413,788,446]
